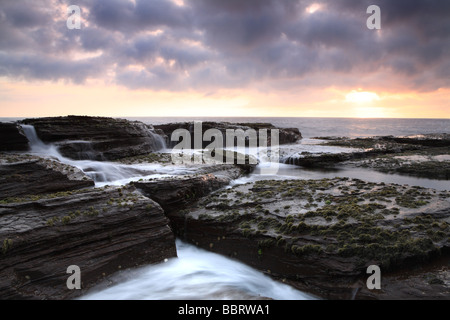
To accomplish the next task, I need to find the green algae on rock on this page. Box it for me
[165,178,450,299]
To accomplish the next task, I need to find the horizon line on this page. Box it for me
[1,116,449,121]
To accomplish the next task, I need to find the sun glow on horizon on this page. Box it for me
[344,90,387,118]
[0,78,449,119]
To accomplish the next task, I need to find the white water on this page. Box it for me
[82,240,315,300]
[21,125,182,186]
[21,125,62,158]
[150,131,167,151]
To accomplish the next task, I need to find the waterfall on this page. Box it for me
[19,124,166,184]
[21,124,61,158]
[149,131,167,151]
[21,125,44,149]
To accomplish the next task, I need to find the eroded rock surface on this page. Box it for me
[0,185,176,299]
[286,134,450,180]
[0,154,94,200]
[166,178,450,299]
[20,116,164,161]
[0,123,29,152]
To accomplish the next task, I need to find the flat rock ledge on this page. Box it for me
[0,185,176,299]
[167,178,450,300]
[285,134,450,180]
[0,123,29,152]
[0,153,94,200]
[20,116,164,161]
[132,164,244,213]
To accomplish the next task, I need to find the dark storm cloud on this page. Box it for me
[0,0,449,91]
[2,0,52,28]
[0,0,52,50]
[88,0,193,31]
[334,0,450,25]
[80,27,117,51]
[187,0,293,53]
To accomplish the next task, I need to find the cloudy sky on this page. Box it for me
[0,0,449,118]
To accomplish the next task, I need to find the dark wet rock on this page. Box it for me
[380,134,450,148]
[356,255,450,300]
[286,135,450,177]
[392,161,450,180]
[56,141,106,161]
[0,185,176,299]
[166,178,450,299]
[313,134,450,149]
[301,135,450,179]
[0,123,29,152]
[317,134,450,151]
[284,151,363,167]
[132,165,245,213]
[350,157,450,180]
[238,123,302,145]
[285,138,421,168]
[125,151,257,214]
[154,121,302,149]
[0,154,94,200]
[20,116,164,161]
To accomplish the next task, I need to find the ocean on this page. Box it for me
[126,117,450,138]
[2,117,449,138]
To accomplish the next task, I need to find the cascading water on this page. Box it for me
[21,125,61,157]
[21,125,44,149]
[149,130,167,151]
[81,240,315,300]
[20,124,176,185]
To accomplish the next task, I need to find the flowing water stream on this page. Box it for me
[81,240,315,300]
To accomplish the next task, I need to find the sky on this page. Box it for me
[0,0,449,119]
